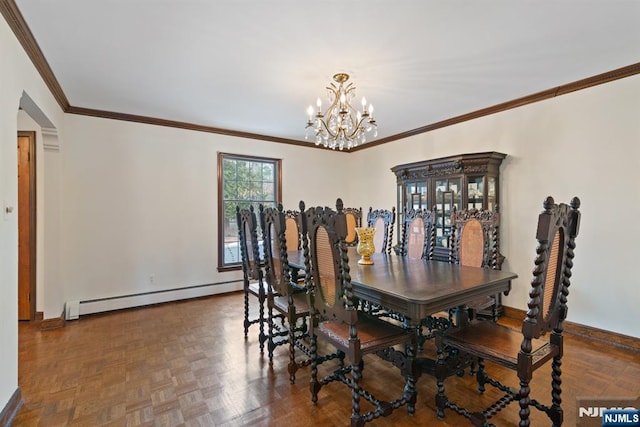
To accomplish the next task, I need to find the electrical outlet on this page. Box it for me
[149,274,155,284]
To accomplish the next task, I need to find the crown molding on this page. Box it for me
[353,62,640,152]
[0,0,70,110]
[65,105,319,148]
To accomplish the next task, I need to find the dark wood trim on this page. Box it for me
[66,106,320,148]
[217,265,242,273]
[216,152,283,271]
[34,311,43,321]
[3,0,639,152]
[352,62,640,152]
[39,309,65,331]
[0,387,22,427]
[0,0,70,110]
[502,306,639,353]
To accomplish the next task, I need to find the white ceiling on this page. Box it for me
[13,0,640,144]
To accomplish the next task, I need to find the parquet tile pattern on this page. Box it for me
[14,292,640,426]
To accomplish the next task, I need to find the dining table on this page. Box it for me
[287,247,518,377]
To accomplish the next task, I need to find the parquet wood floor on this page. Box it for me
[13,292,640,426]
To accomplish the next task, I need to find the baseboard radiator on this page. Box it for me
[65,280,243,320]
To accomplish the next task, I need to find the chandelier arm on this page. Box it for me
[343,116,368,139]
[316,116,340,139]
[320,89,344,138]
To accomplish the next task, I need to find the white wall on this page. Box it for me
[60,114,349,305]
[0,16,64,418]
[349,74,640,338]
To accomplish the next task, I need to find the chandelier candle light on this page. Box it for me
[305,73,378,150]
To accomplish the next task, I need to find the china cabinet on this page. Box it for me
[391,152,506,262]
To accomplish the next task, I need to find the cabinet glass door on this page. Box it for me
[435,178,461,249]
[467,176,484,209]
[406,182,427,210]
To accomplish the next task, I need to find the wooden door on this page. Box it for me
[18,131,36,321]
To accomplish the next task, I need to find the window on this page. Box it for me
[218,153,282,271]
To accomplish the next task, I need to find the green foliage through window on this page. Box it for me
[218,153,280,268]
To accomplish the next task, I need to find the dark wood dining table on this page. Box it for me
[288,247,518,378]
[288,247,517,327]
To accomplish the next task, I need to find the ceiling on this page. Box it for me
[7,1,640,149]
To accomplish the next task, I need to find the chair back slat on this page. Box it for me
[542,230,562,321]
[302,199,353,322]
[459,218,485,267]
[315,226,337,308]
[407,217,425,259]
[237,205,261,281]
[284,212,301,252]
[521,196,581,343]
[367,207,396,254]
[343,207,362,246]
[400,208,436,260]
[372,217,386,252]
[450,207,500,269]
[259,204,292,297]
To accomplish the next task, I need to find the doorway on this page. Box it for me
[18,131,36,321]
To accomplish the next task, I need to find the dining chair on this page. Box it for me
[343,206,362,246]
[399,207,436,260]
[435,196,581,427]
[366,206,396,254]
[302,198,417,427]
[360,206,396,320]
[236,205,267,353]
[398,207,447,346]
[283,208,306,287]
[449,206,501,320]
[259,204,311,383]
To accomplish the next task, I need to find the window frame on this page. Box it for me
[217,152,282,271]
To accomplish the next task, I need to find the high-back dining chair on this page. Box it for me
[302,199,417,426]
[343,206,362,246]
[259,204,311,383]
[449,206,501,320]
[367,206,396,254]
[236,205,266,352]
[398,207,441,344]
[400,208,436,260]
[435,196,581,427]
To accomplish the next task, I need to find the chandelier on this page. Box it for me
[305,73,377,150]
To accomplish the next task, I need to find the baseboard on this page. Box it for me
[502,306,639,352]
[73,280,243,317]
[0,387,22,427]
[40,309,66,331]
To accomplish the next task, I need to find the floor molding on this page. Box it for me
[0,387,22,427]
[39,309,66,331]
[502,306,639,352]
